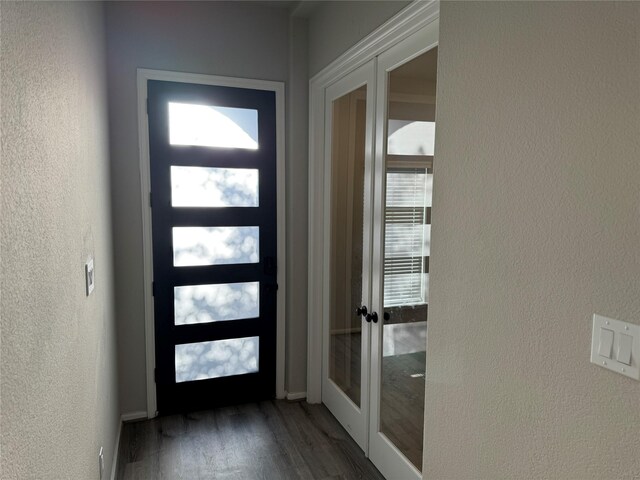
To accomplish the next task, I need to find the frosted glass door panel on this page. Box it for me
[175,337,259,383]
[172,226,259,266]
[169,102,258,149]
[171,166,259,207]
[174,282,259,325]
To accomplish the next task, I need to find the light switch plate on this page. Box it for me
[85,257,95,296]
[591,314,640,380]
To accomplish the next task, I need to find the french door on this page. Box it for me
[322,60,376,450]
[323,20,438,480]
[147,80,277,414]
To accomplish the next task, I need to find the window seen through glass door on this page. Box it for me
[380,46,437,470]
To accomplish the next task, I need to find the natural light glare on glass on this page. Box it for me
[387,120,435,156]
[385,224,430,257]
[174,282,259,325]
[175,337,259,383]
[382,321,428,357]
[171,166,259,207]
[169,102,259,149]
[386,170,432,208]
[172,226,259,266]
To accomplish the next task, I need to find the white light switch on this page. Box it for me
[617,334,632,366]
[597,328,614,358]
[591,314,640,381]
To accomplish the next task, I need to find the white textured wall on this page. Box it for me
[1,2,119,479]
[105,1,293,413]
[425,2,640,478]
[308,0,411,77]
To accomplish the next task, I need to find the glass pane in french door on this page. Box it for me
[380,47,437,469]
[329,85,368,407]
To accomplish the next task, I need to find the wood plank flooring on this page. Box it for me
[116,400,385,480]
[331,324,426,470]
[380,351,425,469]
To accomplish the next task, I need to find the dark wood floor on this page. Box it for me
[380,351,425,469]
[331,326,426,470]
[116,400,385,480]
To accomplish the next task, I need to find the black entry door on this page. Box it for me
[147,80,277,414]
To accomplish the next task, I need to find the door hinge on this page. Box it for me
[152,281,155,297]
[146,97,149,115]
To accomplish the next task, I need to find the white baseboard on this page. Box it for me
[110,411,148,480]
[286,391,307,401]
[121,410,148,422]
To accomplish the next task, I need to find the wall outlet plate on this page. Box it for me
[85,257,95,296]
[591,314,640,381]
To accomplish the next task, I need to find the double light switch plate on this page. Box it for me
[591,314,639,380]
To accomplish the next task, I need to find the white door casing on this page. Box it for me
[137,69,287,418]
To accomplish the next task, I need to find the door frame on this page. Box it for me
[307,0,439,404]
[137,68,286,418]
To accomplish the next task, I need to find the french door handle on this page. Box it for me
[365,312,378,323]
[355,305,368,317]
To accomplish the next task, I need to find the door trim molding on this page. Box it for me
[137,68,287,417]
[307,0,439,403]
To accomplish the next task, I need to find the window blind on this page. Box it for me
[383,168,431,307]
